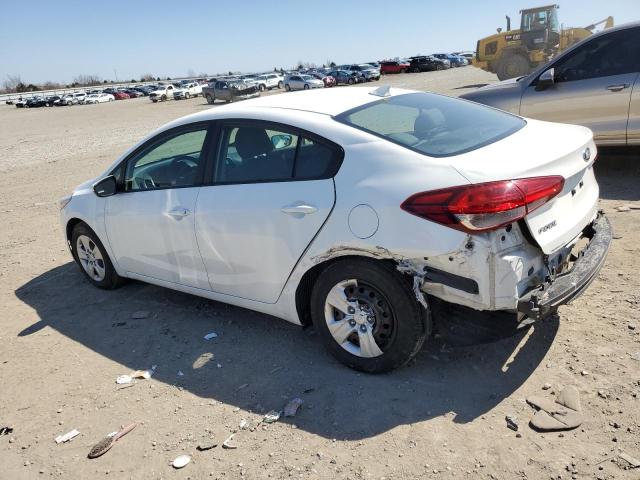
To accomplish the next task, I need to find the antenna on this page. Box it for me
[369,85,391,97]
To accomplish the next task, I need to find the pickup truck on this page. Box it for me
[255,73,284,91]
[149,84,176,102]
[173,82,203,100]
[202,79,260,104]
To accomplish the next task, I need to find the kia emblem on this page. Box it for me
[582,147,591,162]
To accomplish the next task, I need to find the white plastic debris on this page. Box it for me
[222,434,237,449]
[172,454,191,469]
[177,371,184,377]
[284,398,304,417]
[204,332,218,340]
[116,375,133,385]
[55,429,80,444]
[239,419,248,430]
[263,410,281,424]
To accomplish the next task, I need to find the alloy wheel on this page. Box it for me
[76,234,106,282]
[324,279,396,358]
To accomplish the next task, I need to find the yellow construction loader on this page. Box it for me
[473,4,613,80]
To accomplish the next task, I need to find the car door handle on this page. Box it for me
[606,84,629,92]
[281,203,317,216]
[167,207,191,218]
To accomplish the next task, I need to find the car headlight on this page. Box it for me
[58,194,72,210]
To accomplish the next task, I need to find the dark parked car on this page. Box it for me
[380,60,410,74]
[326,69,362,85]
[343,64,381,81]
[202,79,260,104]
[408,56,449,72]
[25,97,48,108]
[432,53,466,67]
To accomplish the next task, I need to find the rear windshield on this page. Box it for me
[335,92,525,157]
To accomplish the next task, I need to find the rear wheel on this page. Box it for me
[278,81,283,89]
[497,54,530,80]
[259,84,266,92]
[348,77,355,85]
[185,92,190,99]
[436,64,443,70]
[304,84,310,90]
[161,94,167,101]
[71,223,124,290]
[285,84,291,91]
[311,259,430,373]
[205,94,214,104]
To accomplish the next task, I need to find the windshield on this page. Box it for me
[300,75,313,80]
[335,93,526,157]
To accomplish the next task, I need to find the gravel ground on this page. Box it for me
[1,67,639,480]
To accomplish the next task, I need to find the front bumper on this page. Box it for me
[517,213,612,320]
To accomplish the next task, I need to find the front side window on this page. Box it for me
[553,29,640,83]
[125,126,208,191]
[336,92,525,157]
[215,123,342,183]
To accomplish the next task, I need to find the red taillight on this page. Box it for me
[401,176,565,233]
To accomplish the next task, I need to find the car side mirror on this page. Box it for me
[93,176,117,197]
[535,68,555,91]
[271,134,293,149]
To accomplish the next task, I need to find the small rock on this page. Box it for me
[581,370,589,376]
[616,205,631,212]
[542,383,552,390]
[629,324,637,331]
[505,415,519,431]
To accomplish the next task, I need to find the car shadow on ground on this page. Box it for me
[15,262,558,440]
[595,148,640,202]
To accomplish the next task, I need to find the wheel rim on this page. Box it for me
[76,235,106,282]
[324,279,396,358]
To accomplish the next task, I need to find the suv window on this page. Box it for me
[554,28,640,83]
[214,123,342,183]
[125,126,209,191]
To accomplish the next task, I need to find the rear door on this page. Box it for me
[195,120,342,303]
[521,27,640,145]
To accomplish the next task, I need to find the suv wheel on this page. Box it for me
[311,258,430,373]
[347,78,355,85]
[185,92,190,99]
[285,84,291,91]
[278,81,283,89]
[205,94,214,104]
[259,84,266,92]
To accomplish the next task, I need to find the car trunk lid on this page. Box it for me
[450,119,599,254]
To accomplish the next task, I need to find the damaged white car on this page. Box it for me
[59,86,611,373]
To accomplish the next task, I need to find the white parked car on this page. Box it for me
[256,73,284,91]
[73,92,88,104]
[59,87,611,373]
[149,84,176,102]
[84,93,114,104]
[173,82,203,100]
[284,74,325,91]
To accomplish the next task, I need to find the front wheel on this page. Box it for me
[185,92,190,99]
[311,258,430,373]
[71,222,124,289]
[348,78,355,85]
[304,84,310,90]
[278,81,283,89]
[259,84,266,92]
[205,94,214,104]
[161,94,167,101]
[285,84,291,91]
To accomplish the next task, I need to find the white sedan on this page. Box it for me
[59,86,611,372]
[84,93,114,104]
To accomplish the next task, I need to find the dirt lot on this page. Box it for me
[1,67,639,480]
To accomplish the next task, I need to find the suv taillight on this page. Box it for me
[401,176,565,233]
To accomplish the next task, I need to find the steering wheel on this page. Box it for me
[133,171,156,190]
[170,155,199,185]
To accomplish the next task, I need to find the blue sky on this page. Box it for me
[0,0,636,84]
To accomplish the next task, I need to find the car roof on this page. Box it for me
[198,86,415,117]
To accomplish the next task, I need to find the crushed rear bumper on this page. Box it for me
[517,213,612,320]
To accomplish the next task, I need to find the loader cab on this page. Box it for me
[520,4,561,51]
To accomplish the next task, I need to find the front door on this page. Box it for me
[521,27,640,145]
[105,123,213,289]
[195,121,342,303]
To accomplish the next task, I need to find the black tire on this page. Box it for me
[259,84,266,92]
[285,84,291,91]
[71,222,125,290]
[304,84,310,90]
[497,54,530,80]
[205,94,214,104]
[436,64,443,70]
[161,94,167,101]
[185,92,190,99]
[411,67,420,73]
[278,81,283,89]
[348,77,355,85]
[311,258,430,373]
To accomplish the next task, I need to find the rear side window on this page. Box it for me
[335,92,525,157]
[214,123,343,184]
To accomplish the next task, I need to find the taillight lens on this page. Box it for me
[401,176,565,233]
